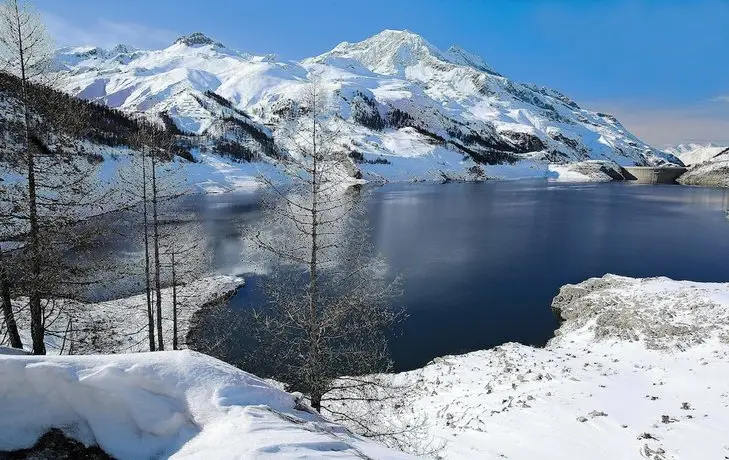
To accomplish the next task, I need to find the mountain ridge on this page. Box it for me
[52,29,681,181]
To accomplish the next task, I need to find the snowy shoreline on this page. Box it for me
[3,274,729,459]
[3,275,245,355]
[326,274,729,459]
[183,154,640,195]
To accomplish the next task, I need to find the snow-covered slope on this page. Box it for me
[678,149,729,188]
[667,143,729,187]
[665,143,728,166]
[54,30,679,182]
[327,274,729,459]
[0,70,277,195]
[0,350,414,459]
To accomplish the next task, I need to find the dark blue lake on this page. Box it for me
[188,180,729,372]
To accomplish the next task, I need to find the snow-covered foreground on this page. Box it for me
[330,275,729,459]
[0,350,415,459]
[4,274,729,458]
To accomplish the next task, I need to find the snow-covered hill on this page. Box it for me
[664,143,729,187]
[665,143,728,166]
[0,350,414,459]
[53,30,680,182]
[678,150,729,188]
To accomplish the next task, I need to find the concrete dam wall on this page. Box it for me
[622,166,687,184]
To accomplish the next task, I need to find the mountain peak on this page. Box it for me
[110,44,136,55]
[370,29,427,41]
[315,29,499,78]
[317,29,443,77]
[361,29,436,51]
[174,32,222,48]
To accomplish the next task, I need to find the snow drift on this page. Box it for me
[0,350,414,459]
[4,274,729,459]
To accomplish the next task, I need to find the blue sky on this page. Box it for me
[35,0,729,145]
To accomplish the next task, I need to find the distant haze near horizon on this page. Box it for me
[34,0,729,147]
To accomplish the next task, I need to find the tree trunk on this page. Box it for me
[310,392,322,413]
[309,98,319,324]
[171,249,178,350]
[306,99,321,412]
[151,154,164,351]
[17,23,45,355]
[142,148,155,351]
[27,141,44,355]
[0,250,22,349]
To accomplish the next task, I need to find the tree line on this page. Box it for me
[0,0,203,354]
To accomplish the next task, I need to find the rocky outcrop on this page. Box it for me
[677,150,729,187]
[551,274,729,348]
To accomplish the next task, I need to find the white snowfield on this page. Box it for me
[53,30,679,184]
[328,274,729,460]
[0,350,415,459]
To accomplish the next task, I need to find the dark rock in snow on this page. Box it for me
[0,429,113,460]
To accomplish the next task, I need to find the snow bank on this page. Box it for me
[328,274,729,459]
[551,274,729,348]
[0,350,414,459]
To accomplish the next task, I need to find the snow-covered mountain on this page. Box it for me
[664,143,728,166]
[53,30,679,182]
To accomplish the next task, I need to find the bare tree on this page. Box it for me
[0,163,23,349]
[118,138,157,351]
[241,80,402,413]
[119,128,190,351]
[142,145,156,351]
[159,222,210,350]
[0,0,53,354]
[0,0,120,354]
[0,245,22,349]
